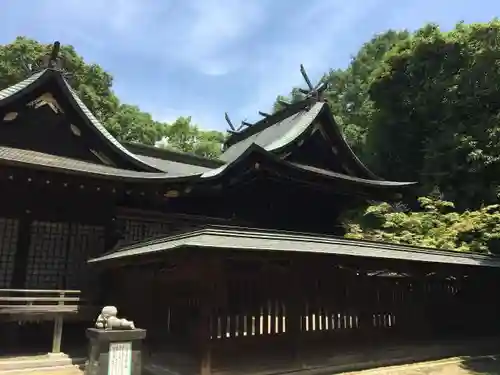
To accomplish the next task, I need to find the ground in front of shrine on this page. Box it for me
[339,354,500,375]
[5,354,500,375]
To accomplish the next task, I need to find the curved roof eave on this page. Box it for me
[0,69,163,173]
[318,104,381,180]
[204,144,417,189]
[0,145,202,182]
[0,143,417,191]
[53,73,163,173]
[0,70,49,104]
[258,146,417,188]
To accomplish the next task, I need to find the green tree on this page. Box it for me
[106,104,167,145]
[343,196,500,254]
[0,37,226,153]
[159,116,224,158]
[324,30,410,154]
[272,30,410,154]
[0,37,119,123]
[366,20,500,208]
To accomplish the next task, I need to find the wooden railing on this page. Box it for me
[0,289,82,315]
[0,289,91,354]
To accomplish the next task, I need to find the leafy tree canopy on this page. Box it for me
[344,196,500,254]
[366,20,500,209]
[0,37,225,157]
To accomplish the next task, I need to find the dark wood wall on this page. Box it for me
[0,178,111,291]
[112,250,500,374]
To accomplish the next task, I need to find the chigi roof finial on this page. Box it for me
[224,112,254,133]
[47,41,61,68]
[42,41,62,70]
[224,112,236,132]
[27,41,74,82]
[299,64,329,102]
[27,41,66,75]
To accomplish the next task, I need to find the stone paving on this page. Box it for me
[5,355,500,375]
[0,366,83,375]
[339,355,500,375]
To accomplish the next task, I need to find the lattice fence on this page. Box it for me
[0,217,19,288]
[25,221,69,289]
[66,224,105,290]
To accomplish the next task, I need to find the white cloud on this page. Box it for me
[176,0,267,75]
[37,0,269,76]
[2,0,392,129]
[237,0,385,120]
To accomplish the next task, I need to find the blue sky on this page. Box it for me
[1,0,499,131]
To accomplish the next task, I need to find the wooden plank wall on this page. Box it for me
[110,245,500,375]
[143,252,497,375]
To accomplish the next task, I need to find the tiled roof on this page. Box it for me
[61,79,162,172]
[220,103,324,163]
[0,71,45,100]
[0,145,415,190]
[123,142,220,174]
[134,154,213,174]
[0,146,178,181]
[0,69,162,173]
[0,70,415,191]
[88,225,500,267]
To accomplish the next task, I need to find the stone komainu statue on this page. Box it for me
[95,306,135,330]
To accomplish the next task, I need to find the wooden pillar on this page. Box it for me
[357,272,372,338]
[51,291,66,354]
[287,259,303,362]
[199,301,212,375]
[197,254,223,375]
[51,316,64,353]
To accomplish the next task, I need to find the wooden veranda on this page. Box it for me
[89,226,500,375]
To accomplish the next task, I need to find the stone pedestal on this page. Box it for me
[85,328,147,375]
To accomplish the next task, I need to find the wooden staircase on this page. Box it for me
[0,353,85,373]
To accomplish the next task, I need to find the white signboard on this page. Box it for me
[108,342,132,375]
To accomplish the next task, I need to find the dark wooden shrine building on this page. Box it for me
[1,45,500,374]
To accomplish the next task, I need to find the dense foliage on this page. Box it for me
[344,196,500,254]
[276,20,500,210]
[0,37,224,157]
[366,21,500,210]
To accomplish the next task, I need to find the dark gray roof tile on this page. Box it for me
[88,225,500,267]
[134,154,213,174]
[61,79,162,172]
[220,102,324,163]
[0,146,193,180]
[0,71,46,101]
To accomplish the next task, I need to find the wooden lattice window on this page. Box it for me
[25,221,69,289]
[66,224,105,290]
[116,219,145,247]
[116,218,187,248]
[0,217,19,288]
[144,221,180,239]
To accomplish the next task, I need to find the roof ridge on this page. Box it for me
[123,142,224,168]
[224,97,316,148]
[58,77,164,172]
[0,68,164,173]
[0,70,48,102]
